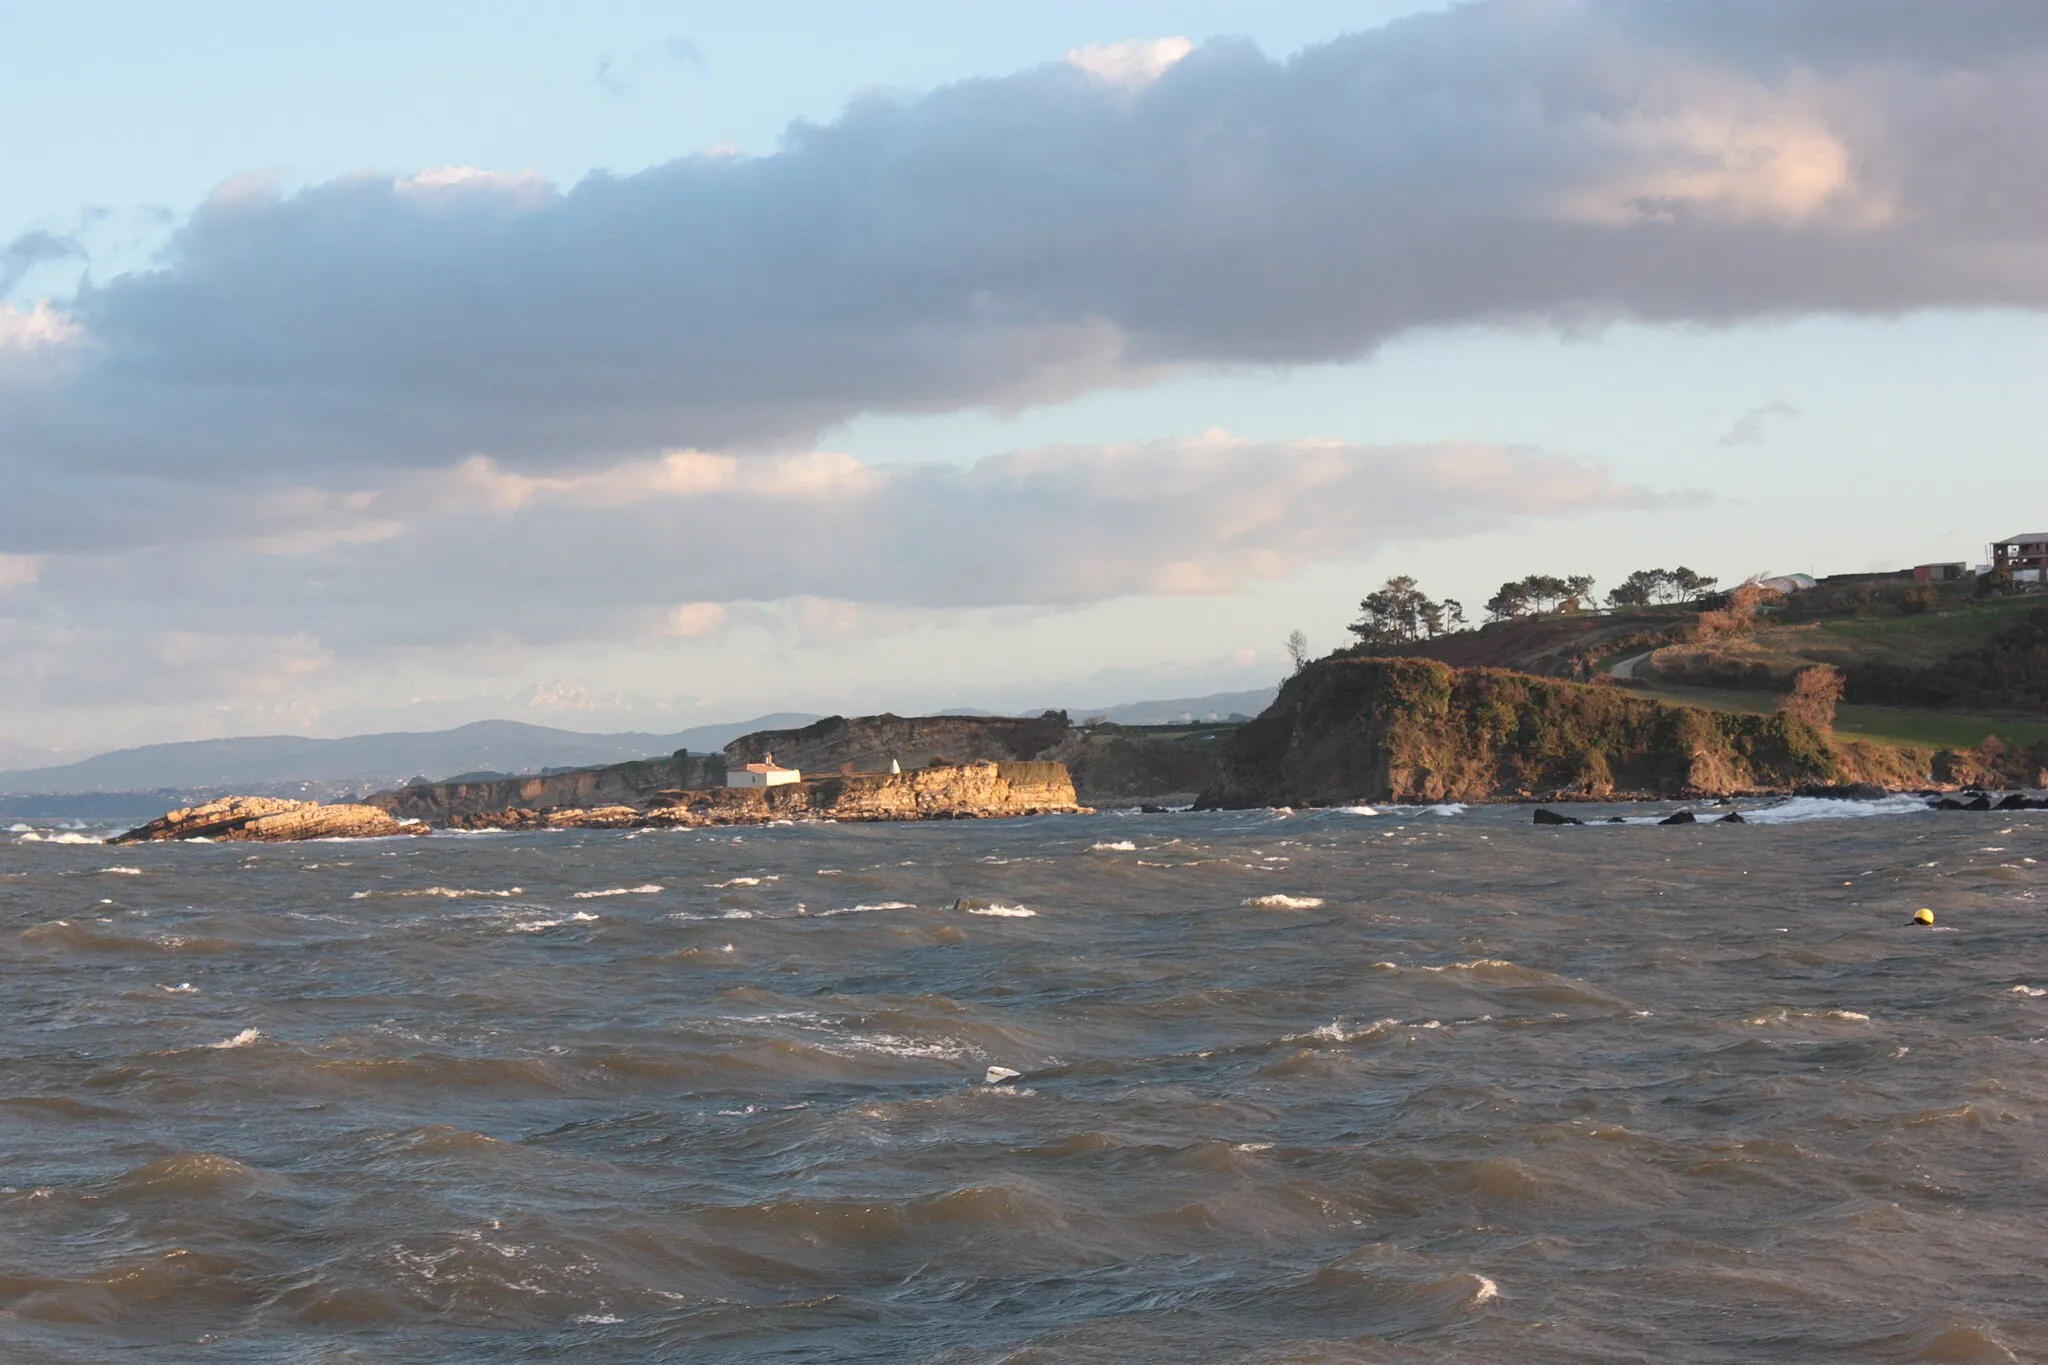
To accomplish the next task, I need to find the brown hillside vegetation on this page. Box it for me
[1197,657,1935,808]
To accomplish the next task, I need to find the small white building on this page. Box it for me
[726,753,801,789]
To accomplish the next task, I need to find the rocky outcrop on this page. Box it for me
[448,761,1084,831]
[1197,657,1854,808]
[372,713,1216,819]
[367,753,720,823]
[111,796,426,844]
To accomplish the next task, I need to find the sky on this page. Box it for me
[2,0,2045,760]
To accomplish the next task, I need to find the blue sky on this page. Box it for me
[1,1,2044,757]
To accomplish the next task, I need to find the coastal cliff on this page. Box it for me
[371,712,1213,821]
[1196,657,1923,807]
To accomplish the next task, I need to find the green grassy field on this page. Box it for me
[1630,682,2048,751]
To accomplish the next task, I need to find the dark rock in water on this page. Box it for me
[1533,808,1583,826]
[1607,816,1628,823]
[1658,811,1697,825]
[1141,804,1169,814]
[1964,795,1993,812]
[1796,782,1888,800]
[1717,812,1747,823]
[1995,793,2029,811]
[1931,797,1967,810]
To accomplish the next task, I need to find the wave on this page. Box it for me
[1089,840,1138,851]
[350,886,524,900]
[207,1027,263,1049]
[1736,795,1934,825]
[14,830,102,844]
[819,901,916,916]
[1242,894,1325,909]
[100,865,144,875]
[570,884,662,899]
[955,899,1035,917]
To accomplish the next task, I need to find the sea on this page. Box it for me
[1,798,2043,1363]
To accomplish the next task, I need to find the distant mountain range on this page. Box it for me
[0,715,819,799]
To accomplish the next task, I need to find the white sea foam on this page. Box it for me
[713,876,772,888]
[571,884,662,899]
[569,911,599,922]
[2011,985,2046,997]
[1289,1018,1399,1043]
[351,886,523,900]
[965,903,1035,917]
[100,866,143,875]
[17,830,100,844]
[6,823,30,833]
[1470,1275,1500,1304]
[1243,893,1325,909]
[159,982,198,994]
[1090,840,1137,852]
[820,901,915,916]
[1737,795,1933,825]
[1338,806,1381,816]
[207,1027,261,1049]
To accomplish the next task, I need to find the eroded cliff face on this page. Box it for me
[1196,657,1856,808]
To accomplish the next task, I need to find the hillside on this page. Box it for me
[373,711,1228,819]
[1366,575,2048,754]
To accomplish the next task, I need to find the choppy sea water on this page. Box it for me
[2,800,2044,1363]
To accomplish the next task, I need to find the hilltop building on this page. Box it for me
[1991,532,2048,583]
[726,754,801,789]
[1912,562,1967,583]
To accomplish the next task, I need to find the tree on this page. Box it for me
[1348,576,1462,646]
[1607,567,1718,607]
[1285,629,1311,673]
[1667,567,1718,602]
[1485,580,1532,621]
[1563,574,1596,608]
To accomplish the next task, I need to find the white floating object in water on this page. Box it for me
[983,1066,1022,1085]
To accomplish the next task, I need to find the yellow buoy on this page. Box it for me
[1912,908,1935,926]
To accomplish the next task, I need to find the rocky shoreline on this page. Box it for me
[111,761,1087,843]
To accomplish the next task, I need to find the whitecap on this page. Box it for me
[713,876,768,888]
[100,866,143,875]
[1470,1275,1500,1304]
[1739,795,1933,825]
[569,911,599,922]
[207,1027,261,1050]
[964,903,1035,917]
[159,982,198,994]
[1338,806,1381,816]
[571,884,662,899]
[1242,893,1325,909]
[351,886,523,900]
[2010,985,2045,997]
[6,823,30,833]
[1090,840,1137,852]
[820,901,915,916]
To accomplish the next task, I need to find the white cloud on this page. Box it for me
[1065,37,1194,87]
[0,554,40,592]
[662,602,729,637]
[0,301,80,350]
